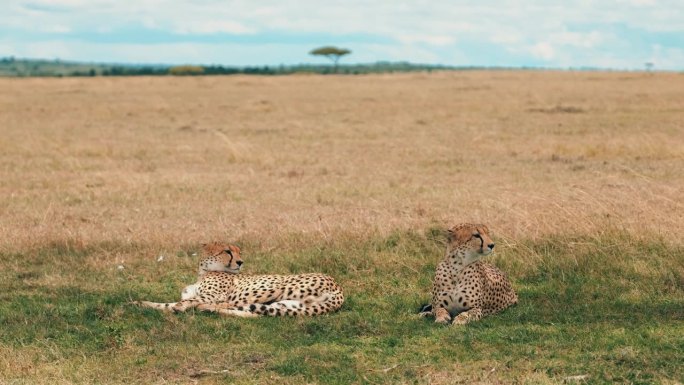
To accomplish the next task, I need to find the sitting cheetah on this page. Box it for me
[419,223,517,325]
[135,242,344,317]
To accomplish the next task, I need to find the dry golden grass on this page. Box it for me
[1,71,683,253]
[2,72,684,383]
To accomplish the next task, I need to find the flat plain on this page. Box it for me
[0,71,683,384]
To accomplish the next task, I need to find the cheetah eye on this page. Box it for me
[224,249,233,256]
[472,233,482,239]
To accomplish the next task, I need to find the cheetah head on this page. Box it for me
[198,242,243,275]
[446,223,495,264]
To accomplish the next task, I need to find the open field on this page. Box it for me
[1,71,683,384]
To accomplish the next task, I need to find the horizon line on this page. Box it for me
[1,56,677,73]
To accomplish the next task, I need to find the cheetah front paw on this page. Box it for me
[451,313,469,325]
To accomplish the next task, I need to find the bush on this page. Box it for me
[168,65,205,76]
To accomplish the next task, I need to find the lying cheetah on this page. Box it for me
[420,223,517,325]
[135,242,344,317]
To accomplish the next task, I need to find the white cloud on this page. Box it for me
[5,0,684,37]
[173,20,256,35]
[490,32,523,45]
[360,43,443,63]
[44,24,71,33]
[624,0,657,5]
[2,0,684,69]
[550,31,605,48]
[395,34,456,47]
[647,45,684,69]
[529,42,555,61]
[523,30,609,63]
[5,0,684,32]
[16,40,74,60]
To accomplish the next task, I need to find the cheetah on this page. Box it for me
[419,223,517,325]
[134,242,344,317]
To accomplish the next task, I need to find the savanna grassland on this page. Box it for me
[0,71,683,384]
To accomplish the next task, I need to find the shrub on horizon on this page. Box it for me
[168,65,205,76]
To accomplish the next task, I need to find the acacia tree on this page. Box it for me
[309,46,351,73]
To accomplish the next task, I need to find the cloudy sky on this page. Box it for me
[2,0,683,69]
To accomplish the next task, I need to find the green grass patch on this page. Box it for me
[0,230,682,384]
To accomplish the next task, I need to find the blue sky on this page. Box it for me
[2,0,683,69]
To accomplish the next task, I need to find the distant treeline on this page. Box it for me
[0,57,473,77]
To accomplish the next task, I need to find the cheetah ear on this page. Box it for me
[201,242,217,252]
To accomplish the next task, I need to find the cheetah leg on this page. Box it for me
[205,302,296,317]
[215,308,261,318]
[452,308,484,325]
[196,303,261,318]
[434,307,452,324]
[282,290,345,316]
[200,291,344,317]
[171,299,206,313]
[253,299,329,317]
[199,301,312,317]
[181,284,198,300]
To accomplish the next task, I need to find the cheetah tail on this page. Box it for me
[131,300,178,312]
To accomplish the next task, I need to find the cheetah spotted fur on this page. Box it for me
[135,242,344,317]
[420,223,517,325]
